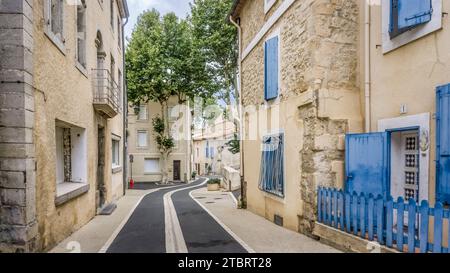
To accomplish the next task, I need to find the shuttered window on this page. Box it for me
[264,36,279,101]
[436,84,450,204]
[389,0,433,39]
[259,133,284,197]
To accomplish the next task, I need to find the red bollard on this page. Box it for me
[129,179,134,189]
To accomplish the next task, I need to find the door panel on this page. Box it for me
[437,84,450,204]
[173,160,181,181]
[346,133,389,198]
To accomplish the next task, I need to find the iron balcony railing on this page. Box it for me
[91,69,121,117]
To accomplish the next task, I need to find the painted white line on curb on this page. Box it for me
[229,192,238,206]
[164,178,208,253]
[189,189,256,253]
[98,184,184,253]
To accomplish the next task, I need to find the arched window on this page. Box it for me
[76,0,87,68]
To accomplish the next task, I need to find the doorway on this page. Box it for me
[97,127,106,210]
[390,130,420,202]
[173,160,181,181]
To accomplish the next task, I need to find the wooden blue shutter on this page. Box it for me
[346,133,389,199]
[397,0,432,30]
[264,36,279,101]
[436,84,450,204]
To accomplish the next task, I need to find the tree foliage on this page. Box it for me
[190,0,239,105]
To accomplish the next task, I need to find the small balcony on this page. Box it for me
[92,69,121,118]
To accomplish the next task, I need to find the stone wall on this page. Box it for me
[0,0,38,252]
[239,0,361,235]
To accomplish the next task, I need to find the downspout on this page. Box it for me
[364,1,371,133]
[122,15,129,196]
[230,15,245,207]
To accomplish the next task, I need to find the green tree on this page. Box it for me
[127,9,201,184]
[190,0,240,140]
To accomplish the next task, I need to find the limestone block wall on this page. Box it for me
[0,0,38,253]
[239,0,363,235]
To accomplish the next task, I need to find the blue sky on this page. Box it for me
[125,0,192,40]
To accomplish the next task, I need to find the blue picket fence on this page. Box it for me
[317,187,450,253]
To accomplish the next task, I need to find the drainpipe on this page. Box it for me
[229,15,245,207]
[364,1,371,133]
[122,15,129,196]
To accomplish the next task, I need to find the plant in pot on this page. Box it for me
[191,171,197,179]
[207,178,221,192]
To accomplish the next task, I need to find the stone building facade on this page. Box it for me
[230,0,362,235]
[127,97,192,184]
[0,0,129,252]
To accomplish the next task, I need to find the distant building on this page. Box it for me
[127,97,192,183]
[192,117,240,176]
[0,0,129,252]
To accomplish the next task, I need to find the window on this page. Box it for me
[112,139,120,167]
[110,0,114,30]
[118,17,122,47]
[259,133,284,197]
[44,0,64,48]
[76,0,87,68]
[264,35,279,101]
[137,105,148,120]
[145,159,160,173]
[382,0,442,53]
[137,130,148,148]
[118,69,122,105]
[264,0,276,14]
[206,142,210,158]
[389,0,433,39]
[110,55,115,82]
[55,123,87,185]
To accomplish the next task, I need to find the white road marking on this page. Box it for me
[98,184,183,253]
[164,178,208,253]
[189,189,256,253]
[229,192,239,206]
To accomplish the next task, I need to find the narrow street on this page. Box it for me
[106,178,248,253]
[51,178,338,254]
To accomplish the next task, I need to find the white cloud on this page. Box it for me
[125,0,192,40]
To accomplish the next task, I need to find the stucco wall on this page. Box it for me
[128,97,192,183]
[238,0,362,234]
[361,1,450,205]
[31,0,126,251]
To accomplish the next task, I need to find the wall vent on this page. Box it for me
[274,214,284,227]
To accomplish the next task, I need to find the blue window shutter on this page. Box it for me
[397,0,432,30]
[259,134,284,197]
[264,36,279,101]
[346,133,389,199]
[436,84,450,204]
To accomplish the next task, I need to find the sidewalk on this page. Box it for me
[50,188,156,253]
[191,188,340,253]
